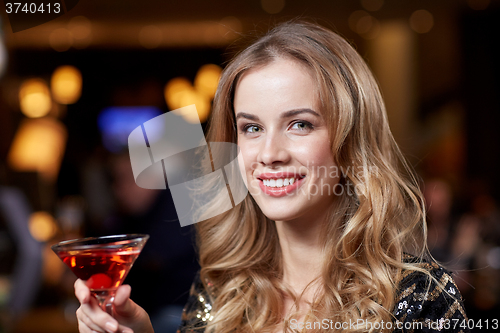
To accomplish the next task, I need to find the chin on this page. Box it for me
[258,206,303,222]
[263,213,294,222]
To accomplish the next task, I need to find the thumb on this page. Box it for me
[74,279,90,304]
[113,285,138,318]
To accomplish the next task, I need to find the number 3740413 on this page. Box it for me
[443,318,499,330]
[5,2,61,14]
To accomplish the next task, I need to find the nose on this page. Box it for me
[257,131,290,167]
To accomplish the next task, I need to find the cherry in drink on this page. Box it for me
[52,234,149,315]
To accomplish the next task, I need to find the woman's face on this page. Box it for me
[235,58,340,223]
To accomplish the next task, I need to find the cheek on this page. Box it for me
[301,142,337,179]
[237,152,248,188]
[294,137,334,165]
[237,142,258,171]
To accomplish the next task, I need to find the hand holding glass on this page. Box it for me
[52,234,149,315]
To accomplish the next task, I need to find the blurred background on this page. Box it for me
[0,0,499,332]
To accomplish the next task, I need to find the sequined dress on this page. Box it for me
[177,256,469,332]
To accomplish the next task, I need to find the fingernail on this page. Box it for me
[105,321,118,332]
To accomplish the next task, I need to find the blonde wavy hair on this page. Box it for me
[194,20,429,332]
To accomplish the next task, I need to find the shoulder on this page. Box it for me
[393,254,469,332]
[177,271,213,333]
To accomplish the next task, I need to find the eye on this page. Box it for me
[290,121,314,131]
[242,124,262,133]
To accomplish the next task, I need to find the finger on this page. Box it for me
[117,324,134,333]
[78,318,109,333]
[114,285,131,307]
[74,279,90,304]
[78,298,120,333]
[113,285,136,318]
[77,317,91,333]
[78,312,120,333]
[77,302,114,333]
[77,308,106,333]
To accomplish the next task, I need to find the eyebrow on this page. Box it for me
[235,108,321,121]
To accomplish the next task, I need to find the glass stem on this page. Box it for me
[92,290,116,316]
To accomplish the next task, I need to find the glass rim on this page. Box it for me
[51,234,149,252]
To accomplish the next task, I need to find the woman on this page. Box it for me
[75,21,469,333]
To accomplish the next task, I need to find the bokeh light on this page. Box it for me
[357,15,375,34]
[19,78,52,118]
[349,10,369,32]
[43,244,65,285]
[409,10,434,34]
[261,0,285,14]
[67,16,92,49]
[51,65,82,104]
[164,77,193,110]
[349,10,381,39]
[164,73,213,123]
[178,89,211,123]
[29,211,58,242]
[49,28,73,52]
[98,106,162,153]
[194,64,222,99]
[8,118,67,181]
[363,17,381,40]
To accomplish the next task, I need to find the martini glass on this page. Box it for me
[52,234,149,315]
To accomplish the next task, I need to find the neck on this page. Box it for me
[275,214,326,295]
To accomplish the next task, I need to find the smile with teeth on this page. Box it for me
[262,177,300,188]
[258,174,305,197]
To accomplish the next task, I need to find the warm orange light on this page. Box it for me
[49,28,72,52]
[261,0,285,14]
[7,118,67,181]
[177,90,210,123]
[68,16,92,39]
[194,64,222,99]
[164,77,193,110]
[51,65,82,104]
[43,244,65,285]
[348,10,380,39]
[19,79,52,118]
[409,10,434,34]
[29,211,58,242]
[360,17,381,40]
[165,64,220,123]
[67,16,92,49]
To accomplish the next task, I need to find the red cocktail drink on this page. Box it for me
[52,234,149,315]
